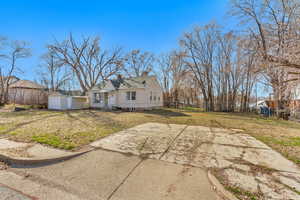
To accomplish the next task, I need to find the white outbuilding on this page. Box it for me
[48,93,89,110]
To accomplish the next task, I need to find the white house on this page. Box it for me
[89,74,163,110]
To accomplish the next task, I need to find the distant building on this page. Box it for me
[8,80,48,105]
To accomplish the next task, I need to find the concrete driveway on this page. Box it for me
[2,122,300,200]
[2,149,219,200]
[91,123,300,200]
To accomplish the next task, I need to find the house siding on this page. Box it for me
[145,77,163,108]
[48,96,68,110]
[116,88,147,108]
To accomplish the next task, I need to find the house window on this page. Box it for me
[126,91,136,101]
[154,96,156,101]
[150,91,152,101]
[126,92,131,100]
[131,91,136,100]
[93,93,101,103]
[158,97,160,101]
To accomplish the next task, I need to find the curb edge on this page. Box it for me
[207,170,239,200]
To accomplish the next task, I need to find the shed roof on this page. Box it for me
[9,80,45,89]
[49,91,64,96]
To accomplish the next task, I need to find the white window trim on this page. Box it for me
[126,91,136,101]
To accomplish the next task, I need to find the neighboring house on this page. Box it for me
[8,80,48,105]
[89,73,163,110]
[0,76,20,102]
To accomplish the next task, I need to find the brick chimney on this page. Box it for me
[141,71,149,77]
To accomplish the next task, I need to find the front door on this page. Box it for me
[104,92,108,107]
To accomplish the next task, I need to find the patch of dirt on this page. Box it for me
[210,168,263,200]
[0,145,34,158]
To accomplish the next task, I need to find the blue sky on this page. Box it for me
[0,0,231,80]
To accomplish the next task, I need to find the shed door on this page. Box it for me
[49,96,61,109]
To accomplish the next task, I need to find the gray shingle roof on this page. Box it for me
[118,76,150,89]
[94,75,154,90]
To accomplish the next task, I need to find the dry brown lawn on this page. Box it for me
[0,108,300,166]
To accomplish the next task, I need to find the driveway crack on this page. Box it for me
[159,125,189,160]
[107,159,144,200]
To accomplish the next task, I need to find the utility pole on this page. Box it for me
[256,83,258,108]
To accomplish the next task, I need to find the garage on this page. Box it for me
[48,93,89,110]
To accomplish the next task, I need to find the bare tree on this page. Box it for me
[157,51,189,107]
[38,47,71,92]
[214,32,243,112]
[177,22,260,112]
[230,0,300,114]
[180,24,219,111]
[157,53,173,106]
[230,0,300,69]
[178,71,201,106]
[0,37,7,102]
[237,36,259,112]
[0,40,31,103]
[123,49,154,77]
[169,52,189,108]
[49,34,123,94]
